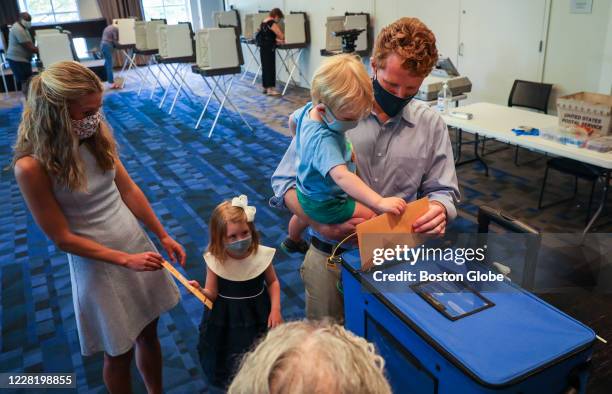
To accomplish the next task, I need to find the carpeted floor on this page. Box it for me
[0,69,610,393]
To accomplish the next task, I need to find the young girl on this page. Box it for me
[188,195,282,389]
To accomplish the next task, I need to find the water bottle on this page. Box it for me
[436,81,452,114]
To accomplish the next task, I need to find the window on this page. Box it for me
[19,0,79,24]
[141,0,192,26]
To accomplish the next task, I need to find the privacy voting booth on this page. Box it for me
[340,249,596,394]
[240,12,267,85]
[192,26,252,138]
[35,28,78,68]
[276,11,310,95]
[155,22,196,114]
[322,12,370,56]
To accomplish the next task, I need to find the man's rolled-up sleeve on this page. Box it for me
[270,137,298,209]
[420,116,461,221]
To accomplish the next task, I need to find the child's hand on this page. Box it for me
[268,309,283,329]
[377,197,406,215]
[188,280,202,292]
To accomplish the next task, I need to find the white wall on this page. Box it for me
[78,0,102,20]
[543,0,612,112]
[597,2,612,95]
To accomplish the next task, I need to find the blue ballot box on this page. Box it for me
[340,249,596,394]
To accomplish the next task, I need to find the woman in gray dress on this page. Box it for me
[13,61,185,394]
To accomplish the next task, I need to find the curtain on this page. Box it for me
[96,0,145,67]
[0,0,19,25]
[97,0,144,24]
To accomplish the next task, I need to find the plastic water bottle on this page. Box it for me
[437,82,452,114]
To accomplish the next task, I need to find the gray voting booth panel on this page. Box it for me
[135,20,165,50]
[325,16,345,52]
[344,14,368,52]
[283,13,307,45]
[158,24,193,59]
[243,13,267,40]
[214,10,240,30]
[196,27,239,69]
[325,14,369,53]
[113,18,137,46]
[37,32,76,68]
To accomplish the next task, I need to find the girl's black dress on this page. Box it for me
[198,246,275,389]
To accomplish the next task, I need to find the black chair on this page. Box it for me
[538,158,608,224]
[481,79,553,165]
[477,205,540,290]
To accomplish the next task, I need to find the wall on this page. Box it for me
[597,2,612,95]
[543,0,612,112]
[78,0,102,20]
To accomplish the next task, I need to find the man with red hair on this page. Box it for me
[271,17,460,322]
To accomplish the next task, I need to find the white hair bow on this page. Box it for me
[231,195,256,222]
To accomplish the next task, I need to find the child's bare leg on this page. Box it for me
[353,202,377,221]
[288,214,308,241]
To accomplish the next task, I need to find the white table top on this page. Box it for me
[442,102,612,169]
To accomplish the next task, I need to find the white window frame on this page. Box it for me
[18,0,80,24]
[141,0,192,25]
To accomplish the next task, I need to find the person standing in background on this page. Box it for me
[100,24,121,89]
[6,12,38,95]
[257,8,285,96]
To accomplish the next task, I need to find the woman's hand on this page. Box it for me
[160,235,186,267]
[268,308,283,329]
[123,252,164,271]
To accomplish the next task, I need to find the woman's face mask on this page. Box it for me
[372,72,415,118]
[321,106,359,133]
[21,19,32,29]
[225,236,252,255]
[71,112,101,140]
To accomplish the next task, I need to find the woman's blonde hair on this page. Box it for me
[310,54,373,119]
[12,61,117,191]
[207,201,260,263]
[228,320,392,394]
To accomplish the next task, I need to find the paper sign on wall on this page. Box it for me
[570,0,593,14]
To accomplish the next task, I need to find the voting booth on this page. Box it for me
[135,20,165,51]
[158,23,193,59]
[276,11,310,95]
[196,28,239,69]
[193,26,251,138]
[113,18,137,46]
[243,12,267,40]
[214,9,241,35]
[36,29,77,68]
[154,22,196,114]
[340,249,596,393]
[322,12,370,56]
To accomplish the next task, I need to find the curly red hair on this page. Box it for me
[373,17,438,77]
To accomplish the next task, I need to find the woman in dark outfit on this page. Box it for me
[258,8,285,96]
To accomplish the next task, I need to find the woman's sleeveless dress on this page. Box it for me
[51,144,180,356]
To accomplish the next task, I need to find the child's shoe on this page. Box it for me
[280,238,309,255]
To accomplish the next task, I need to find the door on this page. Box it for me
[457,0,548,105]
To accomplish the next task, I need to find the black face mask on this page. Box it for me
[372,73,414,118]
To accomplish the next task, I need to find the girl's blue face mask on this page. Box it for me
[321,107,359,133]
[225,236,252,255]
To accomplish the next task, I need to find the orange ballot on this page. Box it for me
[162,261,213,309]
[356,197,430,270]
